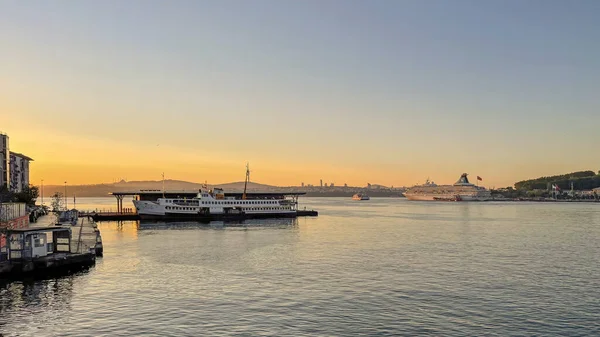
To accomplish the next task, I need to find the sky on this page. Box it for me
[1,0,599,188]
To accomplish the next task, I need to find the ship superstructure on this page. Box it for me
[132,188,298,219]
[403,173,491,201]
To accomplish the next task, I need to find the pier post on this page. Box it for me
[114,195,124,213]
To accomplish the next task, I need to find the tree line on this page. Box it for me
[514,170,600,190]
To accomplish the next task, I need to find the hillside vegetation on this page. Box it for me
[514,170,600,190]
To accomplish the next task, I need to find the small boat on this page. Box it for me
[352,193,370,201]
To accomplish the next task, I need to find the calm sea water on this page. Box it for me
[1,197,599,336]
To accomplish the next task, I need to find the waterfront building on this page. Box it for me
[9,152,33,193]
[0,133,8,190]
[0,202,30,260]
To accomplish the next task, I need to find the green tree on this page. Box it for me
[51,192,64,222]
[0,185,11,203]
[51,192,64,212]
[13,185,39,206]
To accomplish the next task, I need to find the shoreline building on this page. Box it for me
[0,133,34,193]
[0,133,8,190]
[9,152,34,193]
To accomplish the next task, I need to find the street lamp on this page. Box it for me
[41,179,44,206]
[64,181,67,210]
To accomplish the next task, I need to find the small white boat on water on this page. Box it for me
[352,193,370,201]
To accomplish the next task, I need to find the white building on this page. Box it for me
[9,152,34,193]
[0,133,9,190]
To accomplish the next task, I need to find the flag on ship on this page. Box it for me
[477,176,482,181]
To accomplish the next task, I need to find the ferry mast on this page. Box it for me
[242,163,250,200]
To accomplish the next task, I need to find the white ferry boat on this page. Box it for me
[132,164,300,219]
[403,173,491,201]
[352,193,370,201]
[132,187,298,219]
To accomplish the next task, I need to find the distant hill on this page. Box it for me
[41,180,279,197]
[514,170,600,190]
[39,179,405,197]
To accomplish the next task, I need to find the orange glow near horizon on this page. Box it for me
[0,115,588,190]
[3,113,598,189]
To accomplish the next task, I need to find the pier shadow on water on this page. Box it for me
[0,265,94,284]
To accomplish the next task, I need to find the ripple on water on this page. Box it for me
[1,199,600,336]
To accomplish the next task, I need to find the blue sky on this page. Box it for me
[1,0,599,187]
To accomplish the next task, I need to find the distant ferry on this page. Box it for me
[403,173,491,201]
[352,193,370,201]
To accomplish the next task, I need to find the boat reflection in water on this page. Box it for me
[137,218,299,230]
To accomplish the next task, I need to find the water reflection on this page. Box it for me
[1,199,599,336]
[0,275,79,330]
[137,218,299,230]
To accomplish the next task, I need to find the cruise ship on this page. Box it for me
[403,173,491,201]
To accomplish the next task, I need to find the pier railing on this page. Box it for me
[78,209,137,217]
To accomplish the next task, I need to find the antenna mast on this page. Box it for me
[242,163,250,200]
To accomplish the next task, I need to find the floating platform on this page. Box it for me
[0,225,98,280]
[85,210,318,222]
[5,252,96,277]
[297,210,319,217]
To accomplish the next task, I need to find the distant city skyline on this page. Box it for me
[2,1,599,188]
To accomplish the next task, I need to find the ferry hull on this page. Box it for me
[139,211,299,221]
